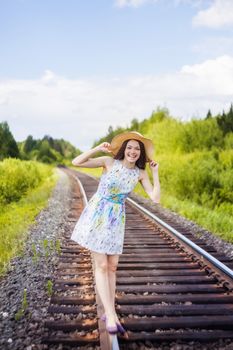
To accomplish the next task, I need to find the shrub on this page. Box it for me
[0,159,52,205]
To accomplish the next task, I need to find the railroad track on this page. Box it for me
[42,168,233,349]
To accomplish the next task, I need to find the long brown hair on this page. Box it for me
[114,139,147,169]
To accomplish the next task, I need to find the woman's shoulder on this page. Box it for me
[104,156,115,166]
[101,156,116,175]
[101,156,115,170]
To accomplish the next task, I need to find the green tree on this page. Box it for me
[130,118,139,131]
[217,104,233,135]
[43,135,54,148]
[24,135,37,153]
[205,109,212,119]
[37,140,57,163]
[0,121,19,160]
[108,126,113,134]
[179,118,223,152]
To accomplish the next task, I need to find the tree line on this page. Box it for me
[0,122,80,164]
[1,103,233,162]
[93,103,233,153]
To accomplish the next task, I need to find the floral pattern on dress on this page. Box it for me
[70,159,140,254]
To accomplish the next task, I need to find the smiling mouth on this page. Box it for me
[127,154,138,159]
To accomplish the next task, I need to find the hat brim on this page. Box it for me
[110,131,154,162]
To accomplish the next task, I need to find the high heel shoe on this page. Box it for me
[101,314,118,334]
[106,324,118,335]
[101,314,126,334]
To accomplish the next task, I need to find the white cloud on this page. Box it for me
[180,55,233,94]
[0,56,233,150]
[193,0,233,28]
[192,36,233,57]
[115,0,233,30]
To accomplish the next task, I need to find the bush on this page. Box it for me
[179,118,224,152]
[154,150,233,209]
[0,159,52,205]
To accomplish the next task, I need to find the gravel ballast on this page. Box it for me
[0,169,72,350]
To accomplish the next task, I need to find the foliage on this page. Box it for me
[15,288,28,321]
[178,118,224,152]
[205,109,212,119]
[0,121,19,160]
[94,105,232,155]
[0,158,52,205]
[0,167,56,276]
[157,150,233,209]
[0,121,80,164]
[216,103,233,135]
[19,135,81,164]
[46,280,53,297]
[23,135,37,153]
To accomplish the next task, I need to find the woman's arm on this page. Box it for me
[72,142,112,168]
[139,161,161,203]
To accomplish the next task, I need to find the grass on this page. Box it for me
[73,166,233,244]
[0,169,57,276]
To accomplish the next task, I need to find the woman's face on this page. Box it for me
[124,139,141,163]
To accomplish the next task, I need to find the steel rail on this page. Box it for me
[126,197,233,280]
[70,173,88,206]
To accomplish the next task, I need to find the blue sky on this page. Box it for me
[0,0,233,149]
[0,0,213,77]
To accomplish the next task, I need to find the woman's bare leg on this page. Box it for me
[92,251,116,327]
[107,254,120,322]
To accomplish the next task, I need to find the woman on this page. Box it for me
[70,131,160,334]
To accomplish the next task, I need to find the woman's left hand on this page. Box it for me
[149,160,159,173]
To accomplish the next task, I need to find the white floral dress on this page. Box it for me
[70,159,140,254]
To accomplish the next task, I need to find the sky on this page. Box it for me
[0,0,233,150]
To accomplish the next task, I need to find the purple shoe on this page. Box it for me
[106,324,118,334]
[104,316,118,334]
[101,314,126,334]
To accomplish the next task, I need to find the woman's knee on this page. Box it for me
[95,261,108,273]
[107,255,119,273]
[92,253,108,273]
[108,263,118,273]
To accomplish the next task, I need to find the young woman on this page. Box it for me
[70,131,160,334]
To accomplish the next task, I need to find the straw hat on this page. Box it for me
[110,131,154,161]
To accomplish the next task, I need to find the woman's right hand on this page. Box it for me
[94,142,112,153]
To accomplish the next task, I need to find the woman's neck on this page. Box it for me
[121,159,136,169]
